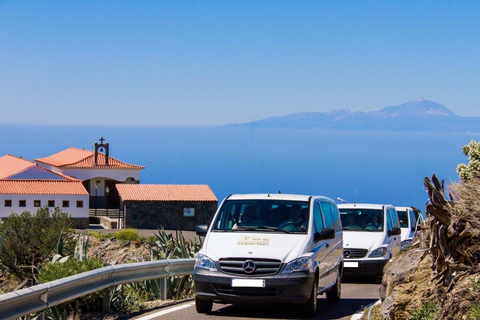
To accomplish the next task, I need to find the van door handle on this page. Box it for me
[326,244,330,248]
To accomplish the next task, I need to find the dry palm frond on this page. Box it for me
[424,174,480,290]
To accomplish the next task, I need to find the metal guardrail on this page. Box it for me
[0,258,195,320]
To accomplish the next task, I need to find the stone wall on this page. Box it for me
[124,200,217,230]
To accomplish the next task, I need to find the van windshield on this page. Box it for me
[212,200,309,233]
[339,209,384,232]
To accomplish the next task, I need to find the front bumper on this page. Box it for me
[194,270,314,305]
[343,258,389,277]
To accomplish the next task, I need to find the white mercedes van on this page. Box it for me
[194,193,343,316]
[338,203,401,278]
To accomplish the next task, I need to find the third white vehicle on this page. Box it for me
[395,206,424,250]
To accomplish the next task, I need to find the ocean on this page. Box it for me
[1,124,475,212]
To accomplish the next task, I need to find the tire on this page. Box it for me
[326,272,341,303]
[195,296,213,313]
[302,277,318,317]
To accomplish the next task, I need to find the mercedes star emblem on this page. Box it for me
[243,260,256,274]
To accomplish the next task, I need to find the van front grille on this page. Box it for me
[219,258,282,275]
[344,248,368,259]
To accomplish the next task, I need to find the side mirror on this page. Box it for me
[388,227,401,237]
[314,228,335,241]
[196,225,208,236]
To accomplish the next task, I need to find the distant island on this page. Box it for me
[228,98,480,133]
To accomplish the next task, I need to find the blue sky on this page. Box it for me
[1,1,479,126]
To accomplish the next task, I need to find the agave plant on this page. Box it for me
[148,228,203,299]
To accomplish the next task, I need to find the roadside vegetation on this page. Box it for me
[0,210,202,319]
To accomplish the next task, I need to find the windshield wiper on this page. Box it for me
[228,226,293,234]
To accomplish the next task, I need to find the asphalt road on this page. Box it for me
[128,277,380,320]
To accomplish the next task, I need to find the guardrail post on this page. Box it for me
[102,288,110,313]
[160,278,167,300]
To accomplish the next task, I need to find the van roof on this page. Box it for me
[337,203,393,210]
[226,193,332,202]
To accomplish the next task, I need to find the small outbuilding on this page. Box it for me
[116,184,218,230]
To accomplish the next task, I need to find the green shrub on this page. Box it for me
[0,207,73,283]
[38,256,104,282]
[37,256,105,319]
[468,302,480,320]
[82,230,113,240]
[471,277,480,292]
[407,302,440,320]
[114,228,142,242]
[146,235,157,245]
[360,304,382,320]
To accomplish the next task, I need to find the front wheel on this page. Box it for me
[326,272,341,302]
[195,296,213,313]
[302,277,318,317]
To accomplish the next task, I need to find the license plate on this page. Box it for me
[232,279,265,287]
[344,261,359,268]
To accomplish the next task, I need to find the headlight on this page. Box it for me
[282,257,312,274]
[195,253,218,271]
[369,247,388,258]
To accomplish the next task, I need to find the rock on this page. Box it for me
[380,249,435,319]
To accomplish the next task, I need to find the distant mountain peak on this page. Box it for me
[375,99,457,118]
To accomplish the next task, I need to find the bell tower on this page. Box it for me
[94,137,109,165]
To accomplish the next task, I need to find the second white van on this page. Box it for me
[338,203,401,277]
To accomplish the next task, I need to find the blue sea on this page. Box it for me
[1,124,476,212]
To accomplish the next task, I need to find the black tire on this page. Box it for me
[302,277,318,317]
[195,296,213,313]
[326,272,341,303]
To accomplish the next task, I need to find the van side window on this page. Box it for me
[386,208,393,231]
[390,208,400,228]
[409,210,417,229]
[313,202,325,232]
[320,202,334,228]
[329,203,342,231]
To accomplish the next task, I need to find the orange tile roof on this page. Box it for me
[35,147,145,169]
[116,184,217,202]
[0,155,35,179]
[0,180,89,195]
